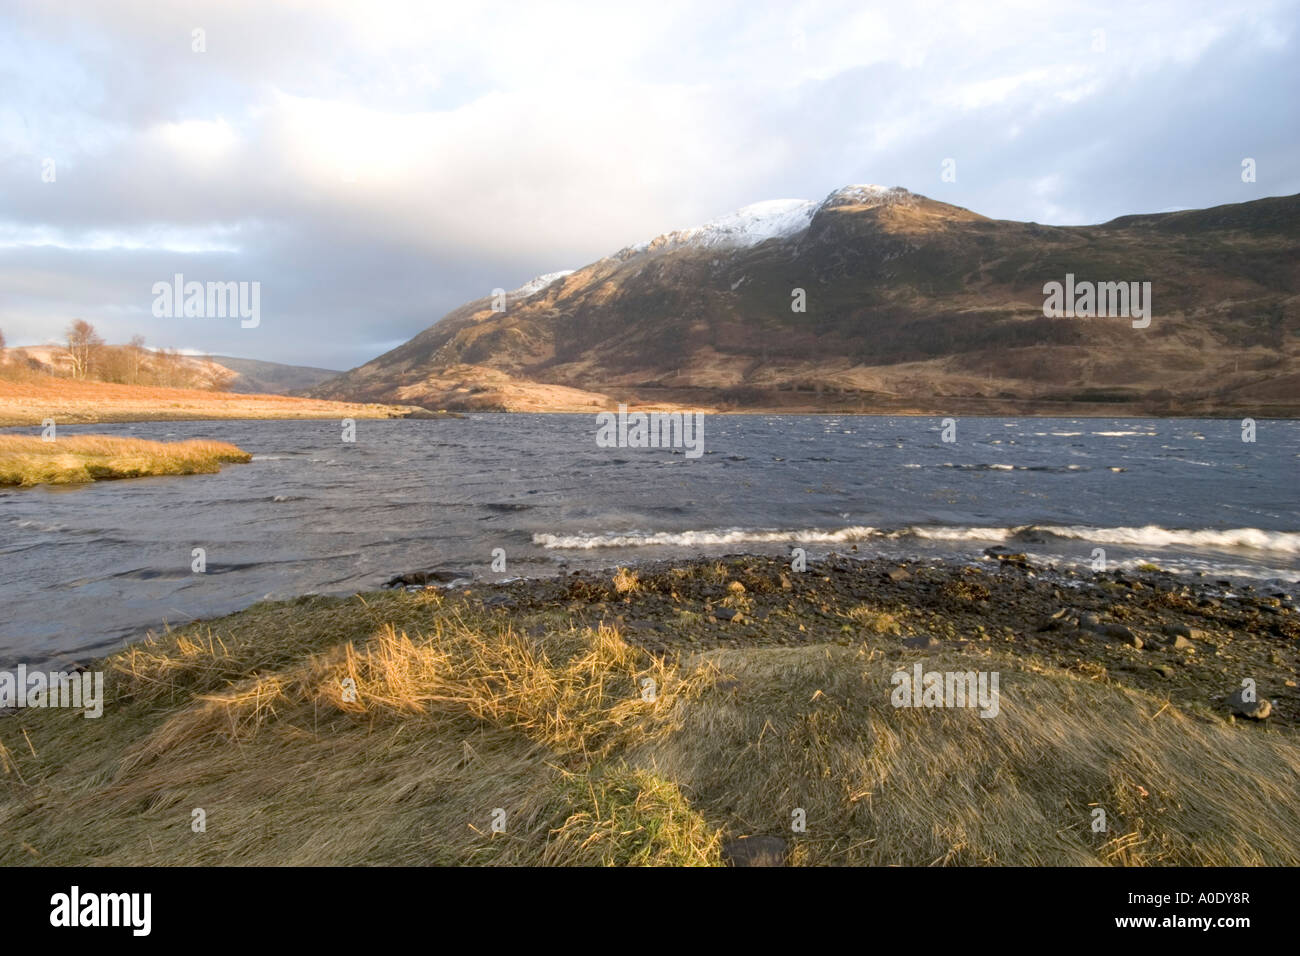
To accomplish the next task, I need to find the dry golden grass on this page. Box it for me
[846,604,902,635]
[612,567,641,595]
[0,376,421,427]
[0,434,252,486]
[2,591,1299,866]
[637,644,1300,865]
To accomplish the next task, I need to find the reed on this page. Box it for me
[0,434,251,487]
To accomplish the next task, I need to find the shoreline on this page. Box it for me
[5,375,1294,427]
[395,550,1300,726]
[3,550,1297,866]
[20,549,1300,719]
[0,407,461,428]
[13,542,1299,674]
[2,398,1295,426]
[320,404,1300,419]
[0,377,456,428]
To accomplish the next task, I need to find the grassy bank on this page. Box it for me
[0,435,252,486]
[0,377,430,427]
[3,556,1298,865]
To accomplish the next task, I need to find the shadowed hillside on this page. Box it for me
[311,189,1300,415]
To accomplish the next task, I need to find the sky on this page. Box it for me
[2,0,1297,370]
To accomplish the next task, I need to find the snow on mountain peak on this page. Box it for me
[511,270,574,297]
[628,185,916,254]
[676,198,820,248]
[629,198,816,253]
[519,186,919,287]
[820,184,916,209]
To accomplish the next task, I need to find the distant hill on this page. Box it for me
[309,187,1300,416]
[204,355,340,395]
[1,347,339,397]
[2,345,235,391]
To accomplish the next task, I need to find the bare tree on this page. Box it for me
[126,334,147,385]
[154,347,187,388]
[64,320,103,379]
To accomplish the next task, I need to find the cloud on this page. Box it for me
[0,0,1296,368]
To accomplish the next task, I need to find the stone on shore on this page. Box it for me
[1227,688,1271,720]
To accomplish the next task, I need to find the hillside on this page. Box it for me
[3,345,235,391]
[205,355,340,395]
[2,347,337,396]
[310,187,1300,416]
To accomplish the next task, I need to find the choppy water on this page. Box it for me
[2,415,1297,667]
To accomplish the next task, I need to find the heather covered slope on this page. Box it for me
[311,189,1300,415]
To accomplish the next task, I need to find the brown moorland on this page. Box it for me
[0,376,428,428]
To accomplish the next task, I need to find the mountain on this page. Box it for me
[310,186,1300,416]
[204,355,340,394]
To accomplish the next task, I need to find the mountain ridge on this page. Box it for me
[310,187,1300,416]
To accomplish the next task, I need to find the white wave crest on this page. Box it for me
[535,523,1300,555]
[1036,525,1300,553]
[533,526,878,549]
[906,526,1015,541]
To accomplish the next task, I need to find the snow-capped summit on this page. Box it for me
[820,184,916,209]
[512,187,920,291]
[659,198,820,250]
[628,185,917,254]
[511,270,573,297]
[628,198,814,254]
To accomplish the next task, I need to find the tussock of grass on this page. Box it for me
[0,434,251,487]
[611,567,640,595]
[846,604,901,635]
[3,591,1299,866]
[544,765,720,865]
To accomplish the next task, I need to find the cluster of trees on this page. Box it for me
[0,321,226,389]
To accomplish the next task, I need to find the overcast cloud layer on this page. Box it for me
[2,0,1297,369]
